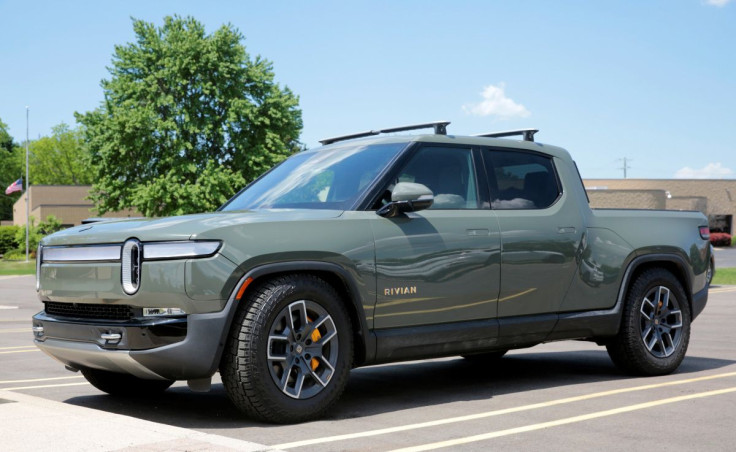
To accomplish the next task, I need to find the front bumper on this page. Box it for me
[33,296,238,381]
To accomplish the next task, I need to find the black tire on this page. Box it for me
[220,274,353,423]
[706,259,715,286]
[462,350,508,363]
[81,368,174,396]
[606,268,691,376]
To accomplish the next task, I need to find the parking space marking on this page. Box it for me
[0,346,36,350]
[391,386,736,451]
[273,371,736,449]
[0,376,84,385]
[709,287,736,294]
[0,329,28,334]
[0,349,40,355]
[2,382,90,391]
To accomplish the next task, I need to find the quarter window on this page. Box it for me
[484,150,560,210]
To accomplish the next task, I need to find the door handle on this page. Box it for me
[558,227,576,234]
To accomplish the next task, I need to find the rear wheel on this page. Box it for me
[606,268,691,375]
[220,274,353,423]
[81,368,174,396]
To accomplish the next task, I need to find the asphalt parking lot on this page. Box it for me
[2,274,736,451]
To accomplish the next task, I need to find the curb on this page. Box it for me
[0,389,280,451]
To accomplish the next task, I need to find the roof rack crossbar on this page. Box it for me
[473,128,539,142]
[319,121,450,145]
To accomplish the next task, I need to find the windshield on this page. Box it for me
[221,142,407,211]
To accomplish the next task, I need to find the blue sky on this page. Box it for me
[1,0,734,179]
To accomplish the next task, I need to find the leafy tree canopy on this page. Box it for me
[0,118,22,220]
[76,15,303,217]
[29,123,92,185]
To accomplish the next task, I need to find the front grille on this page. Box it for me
[44,302,135,321]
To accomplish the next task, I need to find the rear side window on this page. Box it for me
[483,150,560,210]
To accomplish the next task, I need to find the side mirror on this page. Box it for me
[376,182,434,218]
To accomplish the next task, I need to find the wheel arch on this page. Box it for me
[619,253,693,321]
[226,261,375,367]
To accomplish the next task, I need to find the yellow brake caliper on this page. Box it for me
[308,317,321,371]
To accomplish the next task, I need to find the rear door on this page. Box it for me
[482,148,584,342]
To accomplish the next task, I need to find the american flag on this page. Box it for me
[4,178,22,195]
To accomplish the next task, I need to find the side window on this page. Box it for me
[484,150,560,210]
[395,146,479,209]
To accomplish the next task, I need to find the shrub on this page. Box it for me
[3,249,27,260]
[13,215,64,252]
[710,232,732,247]
[0,225,20,255]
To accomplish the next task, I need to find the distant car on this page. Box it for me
[33,122,712,423]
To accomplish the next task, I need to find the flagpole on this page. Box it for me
[25,106,29,263]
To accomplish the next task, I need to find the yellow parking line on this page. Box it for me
[709,286,736,293]
[2,382,89,391]
[0,376,84,385]
[391,387,736,451]
[273,371,736,449]
[0,349,40,355]
[0,346,36,350]
[0,329,28,334]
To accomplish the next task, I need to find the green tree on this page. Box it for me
[28,123,92,185]
[76,15,303,217]
[14,215,63,253]
[0,118,23,221]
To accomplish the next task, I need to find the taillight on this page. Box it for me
[699,226,710,240]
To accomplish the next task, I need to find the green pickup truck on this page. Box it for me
[33,122,711,423]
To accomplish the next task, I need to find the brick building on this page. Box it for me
[584,179,736,234]
[12,185,139,227]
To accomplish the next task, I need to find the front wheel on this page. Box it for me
[81,368,174,396]
[220,274,353,423]
[606,268,691,376]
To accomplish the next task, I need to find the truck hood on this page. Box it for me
[41,210,344,246]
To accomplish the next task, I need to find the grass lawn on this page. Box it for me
[713,267,736,286]
[0,259,36,276]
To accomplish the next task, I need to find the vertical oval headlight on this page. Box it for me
[121,239,142,295]
[36,244,42,291]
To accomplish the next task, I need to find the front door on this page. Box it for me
[371,145,501,330]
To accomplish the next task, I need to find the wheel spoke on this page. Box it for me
[641,324,654,342]
[279,364,293,392]
[292,372,306,398]
[641,297,655,318]
[646,333,658,352]
[658,286,670,311]
[667,310,683,329]
[288,300,308,335]
[318,329,337,346]
[307,361,329,387]
[267,334,289,361]
[662,332,675,355]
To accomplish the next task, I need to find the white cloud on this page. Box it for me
[463,83,530,119]
[705,0,732,6]
[674,163,734,179]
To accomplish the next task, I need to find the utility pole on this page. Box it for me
[25,107,29,262]
[618,157,631,179]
